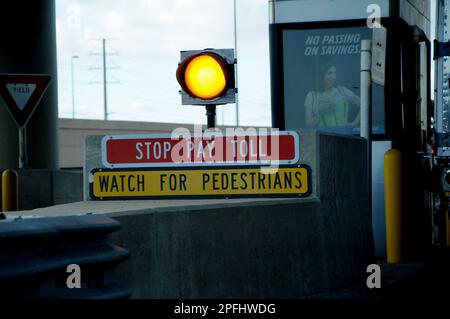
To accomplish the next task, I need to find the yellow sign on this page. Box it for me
[90,166,311,200]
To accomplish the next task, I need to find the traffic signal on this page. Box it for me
[176,49,236,105]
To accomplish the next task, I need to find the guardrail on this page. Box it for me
[0,214,131,299]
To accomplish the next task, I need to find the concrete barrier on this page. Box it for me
[82,131,374,298]
[10,131,374,298]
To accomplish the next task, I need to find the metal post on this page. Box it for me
[361,39,373,243]
[206,105,217,129]
[18,127,27,169]
[103,38,108,121]
[360,39,372,140]
[71,55,78,119]
[233,0,239,126]
[435,0,445,144]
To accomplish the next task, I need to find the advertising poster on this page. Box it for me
[282,26,385,135]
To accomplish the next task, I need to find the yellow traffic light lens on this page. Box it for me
[184,55,227,100]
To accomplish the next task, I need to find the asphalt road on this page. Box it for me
[308,259,450,300]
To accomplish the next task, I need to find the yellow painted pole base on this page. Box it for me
[384,149,403,263]
[2,169,18,212]
[447,212,450,247]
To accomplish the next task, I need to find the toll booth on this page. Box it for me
[431,0,450,251]
[269,0,432,258]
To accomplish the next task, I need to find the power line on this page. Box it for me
[108,90,176,107]
[117,54,177,75]
[58,82,102,100]
[118,78,176,97]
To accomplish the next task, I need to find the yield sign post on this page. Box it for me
[0,74,52,168]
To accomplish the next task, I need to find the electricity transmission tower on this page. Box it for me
[89,38,120,120]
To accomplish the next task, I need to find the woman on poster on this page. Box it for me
[304,63,360,129]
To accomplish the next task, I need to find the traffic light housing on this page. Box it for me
[176,49,236,105]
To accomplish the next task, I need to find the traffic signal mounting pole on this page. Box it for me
[206,105,217,129]
[233,0,239,126]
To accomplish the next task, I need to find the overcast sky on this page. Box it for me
[55,0,271,126]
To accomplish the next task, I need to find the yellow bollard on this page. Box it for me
[447,210,450,247]
[384,149,403,263]
[2,169,18,212]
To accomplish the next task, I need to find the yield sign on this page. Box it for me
[0,74,52,127]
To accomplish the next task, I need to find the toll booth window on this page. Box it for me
[282,26,385,135]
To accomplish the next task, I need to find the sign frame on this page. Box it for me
[89,164,312,200]
[371,26,387,86]
[101,131,300,169]
[0,73,52,128]
[178,48,236,106]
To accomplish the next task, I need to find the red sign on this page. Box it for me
[0,74,52,128]
[101,132,300,168]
